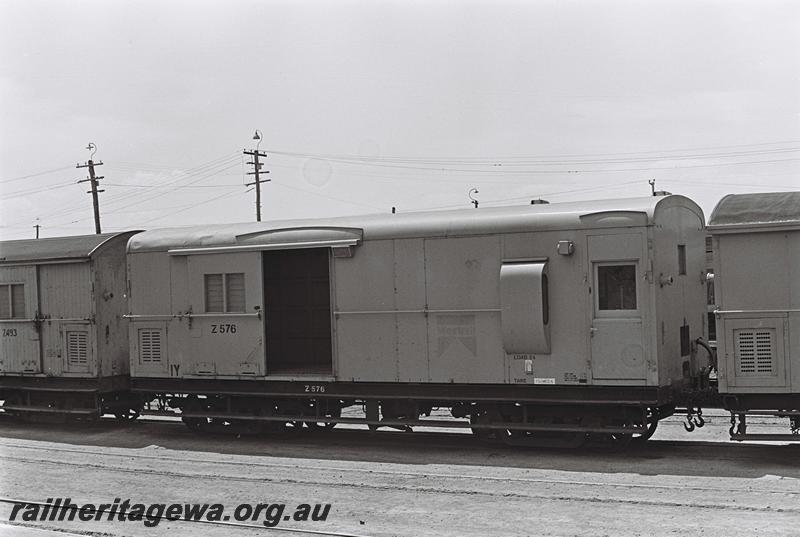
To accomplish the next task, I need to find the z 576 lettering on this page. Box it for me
[210,324,237,334]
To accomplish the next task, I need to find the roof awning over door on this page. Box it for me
[167,227,363,255]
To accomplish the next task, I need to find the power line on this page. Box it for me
[43,160,242,229]
[136,189,246,226]
[102,182,243,189]
[414,180,648,212]
[42,153,242,225]
[3,151,244,232]
[0,181,77,201]
[97,152,241,210]
[0,165,73,184]
[266,142,800,166]
[267,151,800,175]
[101,161,241,213]
[271,181,384,212]
[666,179,800,190]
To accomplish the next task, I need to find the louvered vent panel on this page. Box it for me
[736,329,774,375]
[139,329,162,363]
[754,331,773,373]
[66,331,88,365]
[737,331,755,373]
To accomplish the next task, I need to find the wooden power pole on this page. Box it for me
[244,130,270,222]
[77,143,104,234]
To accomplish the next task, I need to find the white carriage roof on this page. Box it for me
[128,195,703,253]
[0,231,139,264]
[708,191,800,232]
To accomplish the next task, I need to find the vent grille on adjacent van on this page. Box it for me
[66,331,88,365]
[735,329,773,375]
[138,328,163,363]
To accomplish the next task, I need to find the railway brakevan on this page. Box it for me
[0,231,141,419]
[125,194,707,447]
[708,191,800,439]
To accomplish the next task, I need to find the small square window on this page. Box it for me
[204,273,245,313]
[598,265,637,310]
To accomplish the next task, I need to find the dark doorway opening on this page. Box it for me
[263,248,333,375]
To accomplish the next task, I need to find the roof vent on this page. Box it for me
[530,199,550,205]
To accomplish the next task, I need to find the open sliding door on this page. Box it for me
[263,248,333,375]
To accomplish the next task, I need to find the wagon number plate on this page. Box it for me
[211,324,237,334]
[2,329,17,337]
[305,385,326,393]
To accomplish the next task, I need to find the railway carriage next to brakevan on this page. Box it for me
[708,191,800,440]
[126,194,707,447]
[0,232,142,419]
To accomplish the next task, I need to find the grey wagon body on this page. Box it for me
[127,195,706,394]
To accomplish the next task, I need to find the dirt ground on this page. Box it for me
[0,411,798,537]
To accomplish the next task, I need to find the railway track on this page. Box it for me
[1,439,798,515]
[1,440,798,499]
[2,413,798,537]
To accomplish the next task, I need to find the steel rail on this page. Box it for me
[2,440,799,497]
[1,458,797,515]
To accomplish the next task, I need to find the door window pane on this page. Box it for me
[225,273,245,312]
[0,285,10,319]
[11,284,25,318]
[598,265,637,310]
[204,274,224,312]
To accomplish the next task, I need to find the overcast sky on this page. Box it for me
[1,0,798,240]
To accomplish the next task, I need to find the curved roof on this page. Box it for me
[129,195,703,253]
[708,191,800,232]
[0,231,140,264]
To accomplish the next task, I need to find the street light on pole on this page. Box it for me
[244,130,270,222]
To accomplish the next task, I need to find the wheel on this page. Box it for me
[588,420,634,452]
[470,411,508,443]
[505,415,588,449]
[631,419,658,443]
[304,403,341,431]
[180,395,207,432]
[114,408,141,423]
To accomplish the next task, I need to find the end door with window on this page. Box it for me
[588,234,647,381]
